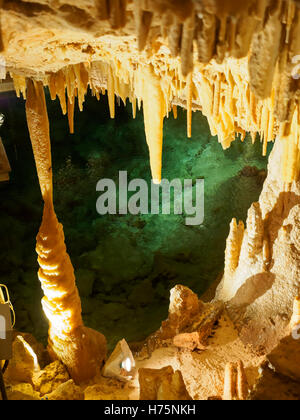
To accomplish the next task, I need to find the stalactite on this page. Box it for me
[97,0,110,20]
[25,79,106,384]
[168,20,182,58]
[11,74,27,99]
[180,11,195,77]
[195,12,216,64]
[26,80,53,201]
[172,104,177,119]
[32,6,300,185]
[68,95,75,134]
[134,0,153,51]
[0,0,3,52]
[109,0,127,29]
[137,65,166,184]
[107,64,116,119]
[187,72,193,138]
[249,0,283,99]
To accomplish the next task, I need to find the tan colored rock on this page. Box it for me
[267,335,300,381]
[246,202,264,260]
[32,360,70,396]
[173,332,207,351]
[43,380,84,400]
[224,218,244,276]
[223,361,249,401]
[160,285,204,338]
[4,335,40,385]
[139,366,191,400]
[4,383,40,401]
[103,339,136,382]
[26,79,107,384]
[290,296,300,329]
[217,140,300,353]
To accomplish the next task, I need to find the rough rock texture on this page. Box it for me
[223,361,249,401]
[249,365,300,400]
[4,335,40,385]
[2,0,300,184]
[138,366,192,400]
[43,379,84,400]
[217,139,300,354]
[1,0,300,400]
[4,383,40,401]
[32,360,70,395]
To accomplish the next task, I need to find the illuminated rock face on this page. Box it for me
[25,79,106,383]
[1,0,300,396]
[217,139,300,352]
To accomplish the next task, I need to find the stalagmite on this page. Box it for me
[223,361,249,401]
[224,219,244,277]
[25,79,106,383]
[291,296,300,330]
[223,363,236,401]
[246,202,264,260]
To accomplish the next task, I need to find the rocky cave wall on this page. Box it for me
[0,0,300,394]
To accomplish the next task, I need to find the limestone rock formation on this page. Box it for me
[291,296,300,329]
[223,361,249,401]
[32,360,70,396]
[1,0,300,401]
[25,77,107,383]
[43,379,84,400]
[139,366,192,400]
[217,139,300,353]
[2,0,300,185]
[4,335,40,385]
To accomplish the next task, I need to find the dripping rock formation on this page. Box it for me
[0,0,300,400]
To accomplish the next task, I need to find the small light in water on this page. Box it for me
[121,357,132,373]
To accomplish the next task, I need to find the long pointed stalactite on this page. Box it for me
[25,79,107,384]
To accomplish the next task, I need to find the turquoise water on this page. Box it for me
[0,91,272,350]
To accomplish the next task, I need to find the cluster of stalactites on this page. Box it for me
[12,60,181,183]
[95,1,299,82]
[10,2,300,183]
[11,53,300,184]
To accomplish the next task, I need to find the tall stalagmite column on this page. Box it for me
[26,80,106,383]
